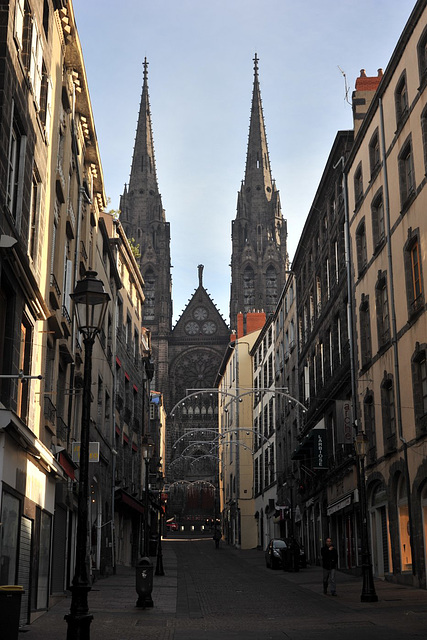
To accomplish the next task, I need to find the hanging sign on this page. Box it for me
[72,442,100,463]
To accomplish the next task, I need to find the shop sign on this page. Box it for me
[72,442,100,463]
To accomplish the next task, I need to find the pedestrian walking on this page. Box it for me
[213,528,221,549]
[321,537,338,595]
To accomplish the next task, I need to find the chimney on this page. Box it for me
[352,68,383,136]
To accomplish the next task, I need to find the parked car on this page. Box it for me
[166,520,178,531]
[265,538,307,570]
[265,538,287,569]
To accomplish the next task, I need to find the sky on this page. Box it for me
[72,0,417,325]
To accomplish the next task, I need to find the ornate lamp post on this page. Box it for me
[354,431,378,603]
[65,271,110,639]
[155,472,165,576]
[141,435,155,557]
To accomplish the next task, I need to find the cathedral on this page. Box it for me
[120,55,288,523]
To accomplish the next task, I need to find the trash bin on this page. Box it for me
[135,557,154,608]
[0,586,24,640]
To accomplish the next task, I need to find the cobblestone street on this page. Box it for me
[23,536,427,639]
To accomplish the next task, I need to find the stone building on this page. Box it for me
[0,0,122,621]
[119,59,172,405]
[229,54,288,332]
[290,130,355,568]
[347,0,427,587]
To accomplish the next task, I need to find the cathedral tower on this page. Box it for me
[120,59,172,392]
[230,54,288,331]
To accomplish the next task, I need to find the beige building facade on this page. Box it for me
[347,0,427,587]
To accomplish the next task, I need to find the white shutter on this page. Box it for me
[63,258,73,315]
[45,77,53,142]
[14,0,25,49]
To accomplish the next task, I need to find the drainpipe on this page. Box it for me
[379,98,415,576]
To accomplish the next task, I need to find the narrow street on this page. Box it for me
[26,536,427,639]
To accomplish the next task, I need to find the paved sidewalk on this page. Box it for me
[24,543,178,639]
[22,540,427,639]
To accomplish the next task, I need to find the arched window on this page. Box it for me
[143,268,155,321]
[243,266,255,310]
[266,265,277,306]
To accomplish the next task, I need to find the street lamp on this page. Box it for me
[155,472,165,576]
[65,271,110,639]
[141,435,155,557]
[354,431,378,603]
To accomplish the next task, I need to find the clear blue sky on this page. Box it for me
[72,0,416,325]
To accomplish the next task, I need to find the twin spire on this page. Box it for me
[128,57,159,198]
[244,53,274,195]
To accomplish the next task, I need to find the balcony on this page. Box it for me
[49,273,61,310]
[44,396,57,431]
[56,416,69,442]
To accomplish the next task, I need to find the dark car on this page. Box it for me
[265,538,287,569]
[166,520,178,531]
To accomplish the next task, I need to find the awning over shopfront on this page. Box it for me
[327,491,354,516]
[0,407,65,479]
[115,488,145,515]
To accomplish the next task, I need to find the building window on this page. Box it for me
[371,189,385,251]
[356,219,368,275]
[17,314,32,421]
[359,295,371,367]
[266,266,277,306]
[39,70,53,141]
[395,72,409,128]
[421,105,427,173]
[243,266,255,310]
[363,391,376,463]
[381,374,396,452]
[28,169,41,261]
[334,240,339,283]
[354,163,363,207]
[404,230,424,316]
[375,273,390,348]
[398,138,415,208]
[369,128,380,177]
[143,268,155,321]
[29,21,43,108]
[411,344,427,434]
[417,25,427,85]
[316,276,321,314]
[6,102,26,224]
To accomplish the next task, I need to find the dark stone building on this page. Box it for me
[229,54,288,332]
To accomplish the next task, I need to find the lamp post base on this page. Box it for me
[136,594,154,608]
[64,612,93,640]
[361,564,378,603]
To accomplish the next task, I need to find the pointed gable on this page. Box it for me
[172,265,229,339]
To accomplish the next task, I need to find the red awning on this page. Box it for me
[59,452,75,480]
[115,489,144,514]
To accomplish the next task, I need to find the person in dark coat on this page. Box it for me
[213,528,221,549]
[321,537,338,595]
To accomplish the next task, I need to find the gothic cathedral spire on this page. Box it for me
[229,54,288,331]
[120,59,172,391]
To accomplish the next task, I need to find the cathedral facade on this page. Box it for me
[121,55,287,525]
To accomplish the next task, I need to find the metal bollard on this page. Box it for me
[135,557,154,608]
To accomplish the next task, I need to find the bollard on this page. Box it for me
[135,557,154,608]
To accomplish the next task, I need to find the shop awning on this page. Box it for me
[115,489,144,515]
